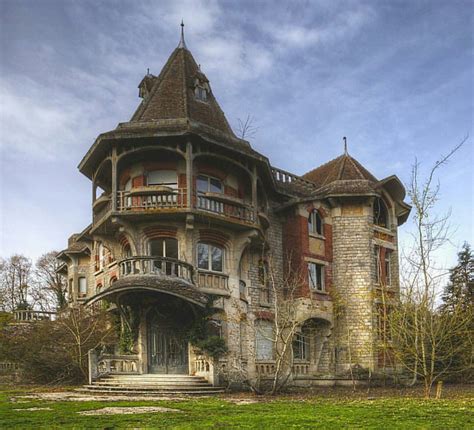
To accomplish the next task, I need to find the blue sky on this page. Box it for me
[0,0,472,269]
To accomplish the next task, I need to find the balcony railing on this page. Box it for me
[13,310,57,322]
[117,188,186,211]
[119,256,194,284]
[197,270,229,290]
[93,198,112,225]
[197,195,255,224]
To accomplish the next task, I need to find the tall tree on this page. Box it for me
[441,242,474,313]
[0,254,33,311]
[35,251,67,310]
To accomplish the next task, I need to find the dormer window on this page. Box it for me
[195,86,207,101]
[194,78,209,102]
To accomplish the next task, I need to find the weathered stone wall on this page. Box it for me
[332,202,375,373]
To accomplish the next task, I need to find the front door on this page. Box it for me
[148,318,188,374]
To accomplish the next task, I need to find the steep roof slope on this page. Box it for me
[130,45,235,137]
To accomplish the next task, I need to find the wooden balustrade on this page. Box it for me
[196,195,255,224]
[13,310,57,322]
[197,271,229,290]
[117,188,186,211]
[119,256,194,284]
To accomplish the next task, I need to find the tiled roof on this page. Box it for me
[130,45,236,138]
[302,153,378,187]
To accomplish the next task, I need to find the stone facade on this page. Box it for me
[57,33,411,387]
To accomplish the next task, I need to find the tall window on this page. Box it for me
[149,238,178,259]
[258,260,271,303]
[255,320,274,360]
[308,262,325,291]
[98,243,106,270]
[78,277,87,296]
[293,332,309,361]
[197,242,223,272]
[373,197,389,228]
[308,210,323,235]
[384,250,392,286]
[374,246,381,284]
[149,238,178,275]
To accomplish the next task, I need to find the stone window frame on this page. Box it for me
[255,319,275,361]
[197,242,225,273]
[373,197,390,229]
[308,209,324,237]
[306,259,327,292]
[78,276,87,297]
[194,78,210,103]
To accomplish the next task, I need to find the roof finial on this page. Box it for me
[178,20,187,49]
[343,136,348,155]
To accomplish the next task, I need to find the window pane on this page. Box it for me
[316,213,322,235]
[197,243,209,270]
[164,239,178,259]
[211,245,223,272]
[308,263,317,289]
[197,175,209,193]
[148,170,177,188]
[308,213,314,234]
[210,178,222,193]
[149,239,164,257]
[78,277,87,294]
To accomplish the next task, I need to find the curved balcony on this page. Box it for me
[119,256,194,284]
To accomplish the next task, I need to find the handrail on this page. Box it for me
[118,256,194,284]
[196,194,255,223]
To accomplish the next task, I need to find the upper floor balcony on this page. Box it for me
[92,185,258,231]
[87,255,230,308]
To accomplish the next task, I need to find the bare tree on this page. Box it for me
[236,115,258,140]
[0,254,33,311]
[35,251,67,310]
[390,137,472,397]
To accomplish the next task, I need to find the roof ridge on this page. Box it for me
[302,154,345,180]
[181,48,189,119]
[336,155,347,180]
[346,154,366,180]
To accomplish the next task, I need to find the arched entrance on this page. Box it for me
[146,298,195,374]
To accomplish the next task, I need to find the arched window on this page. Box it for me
[197,242,223,272]
[373,197,389,228]
[255,320,274,360]
[308,210,323,235]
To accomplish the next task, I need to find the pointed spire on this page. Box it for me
[178,20,187,49]
[343,136,348,155]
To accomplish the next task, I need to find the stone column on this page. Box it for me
[111,148,118,212]
[185,140,193,210]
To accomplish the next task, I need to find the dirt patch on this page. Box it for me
[78,406,183,415]
[11,392,188,402]
[13,407,52,411]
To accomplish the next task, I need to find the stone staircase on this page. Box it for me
[76,374,224,395]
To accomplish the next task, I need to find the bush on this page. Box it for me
[0,308,116,385]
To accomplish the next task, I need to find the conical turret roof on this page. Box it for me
[130,42,236,137]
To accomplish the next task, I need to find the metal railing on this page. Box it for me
[119,256,194,284]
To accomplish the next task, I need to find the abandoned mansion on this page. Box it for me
[57,29,411,390]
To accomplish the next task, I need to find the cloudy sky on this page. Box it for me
[0,0,472,268]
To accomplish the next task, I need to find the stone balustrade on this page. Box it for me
[13,310,57,322]
[119,256,194,284]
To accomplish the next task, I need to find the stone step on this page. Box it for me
[75,387,225,395]
[86,384,216,391]
[92,381,210,386]
[104,376,206,381]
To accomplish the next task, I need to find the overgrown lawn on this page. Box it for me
[0,386,472,429]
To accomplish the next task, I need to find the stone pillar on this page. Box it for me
[186,140,193,210]
[251,164,258,221]
[111,148,118,212]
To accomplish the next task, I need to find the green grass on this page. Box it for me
[0,387,472,429]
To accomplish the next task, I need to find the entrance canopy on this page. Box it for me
[85,275,209,307]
